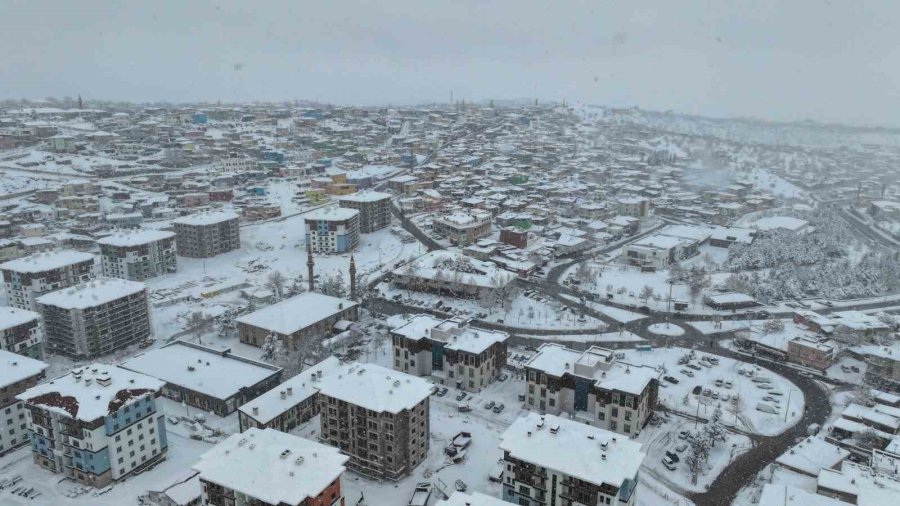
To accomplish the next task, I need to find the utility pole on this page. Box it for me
[784,388,794,423]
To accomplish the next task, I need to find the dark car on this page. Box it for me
[756,310,771,319]
[484,401,496,410]
[664,376,680,384]
[692,385,702,395]
[666,451,680,463]
[436,387,448,397]
[492,403,505,414]
[455,391,467,401]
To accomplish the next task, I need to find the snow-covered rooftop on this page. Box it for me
[337,191,392,203]
[315,362,432,414]
[236,292,357,335]
[97,229,175,247]
[0,249,94,274]
[17,364,163,422]
[121,341,282,401]
[0,306,40,330]
[753,216,809,232]
[238,356,342,425]
[303,207,359,222]
[758,484,846,506]
[172,210,239,226]
[36,277,146,310]
[0,349,47,388]
[438,492,511,506]
[500,413,644,489]
[817,461,900,506]
[775,437,850,476]
[193,428,348,505]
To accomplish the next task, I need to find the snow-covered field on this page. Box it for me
[622,347,804,436]
[649,323,686,336]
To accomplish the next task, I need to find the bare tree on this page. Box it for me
[640,285,655,302]
[186,311,214,345]
[320,273,348,298]
[266,270,287,300]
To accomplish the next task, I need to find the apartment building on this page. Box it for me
[500,413,644,506]
[17,365,167,488]
[194,428,348,506]
[438,492,510,506]
[0,306,44,359]
[0,250,96,310]
[304,208,360,254]
[391,314,509,392]
[36,277,151,359]
[316,362,432,481]
[787,337,836,372]
[121,341,283,417]
[524,344,660,437]
[216,155,257,173]
[237,292,359,348]
[337,191,392,233]
[238,356,342,433]
[97,229,177,281]
[0,350,48,456]
[433,210,492,246]
[172,211,241,258]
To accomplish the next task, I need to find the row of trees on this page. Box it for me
[684,406,728,484]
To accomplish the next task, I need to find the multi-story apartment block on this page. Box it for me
[433,211,492,246]
[0,250,96,310]
[304,208,360,254]
[0,306,44,359]
[237,292,359,348]
[194,428,348,506]
[238,356,342,432]
[316,362,432,481]
[524,344,660,437]
[500,413,644,506]
[0,350,48,456]
[391,314,509,392]
[337,191,392,233]
[36,277,151,359]
[438,492,511,506]
[17,365,167,488]
[172,211,241,258]
[97,229,177,281]
[216,155,257,173]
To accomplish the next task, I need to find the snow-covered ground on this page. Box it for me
[377,284,607,331]
[649,323,686,336]
[622,347,804,436]
[638,415,751,493]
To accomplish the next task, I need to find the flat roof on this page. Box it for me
[0,306,40,330]
[303,207,359,222]
[18,364,163,422]
[0,349,47,388]
[0,250,94,273]
[315,362,432,414]
[36,277,146,310]
[438,492,511,506]
[121,341,281,401]
[97,229,175,247]
[193,428,348,505]
[238,356,342,425]
[172,210,239,226]
[236,292,357,335]
[500,413,644,489]
[337,191,392,203]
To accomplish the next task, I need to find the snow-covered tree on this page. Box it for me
[320,273,348,298]
[685,433,710,484]
[640,285,654,302]
[704,406,727,447]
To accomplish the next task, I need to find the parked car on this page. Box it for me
[686,363,702,371]
[725,380,733,389]
[497,373,508,382]
[692,385,702,395]
[715,378,724,387]
[756,403,779,414]
[457,404,471,413]
[762,396,780,404]
[518,394,526,402]
[664,376,680,384]
[484,401,496,410]
[665,451,680,463]
[167,416,179,425]
[662,456,677,471]
[675,443,688,453]
[455,391,468,401]
[492,403,505,414]
[437,387,449,397]
[677,430,690,440]
[850,365,860,373]
[681,369,695,377]
[430,386,440,396]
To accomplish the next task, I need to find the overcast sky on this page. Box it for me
[2,0,898,125]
